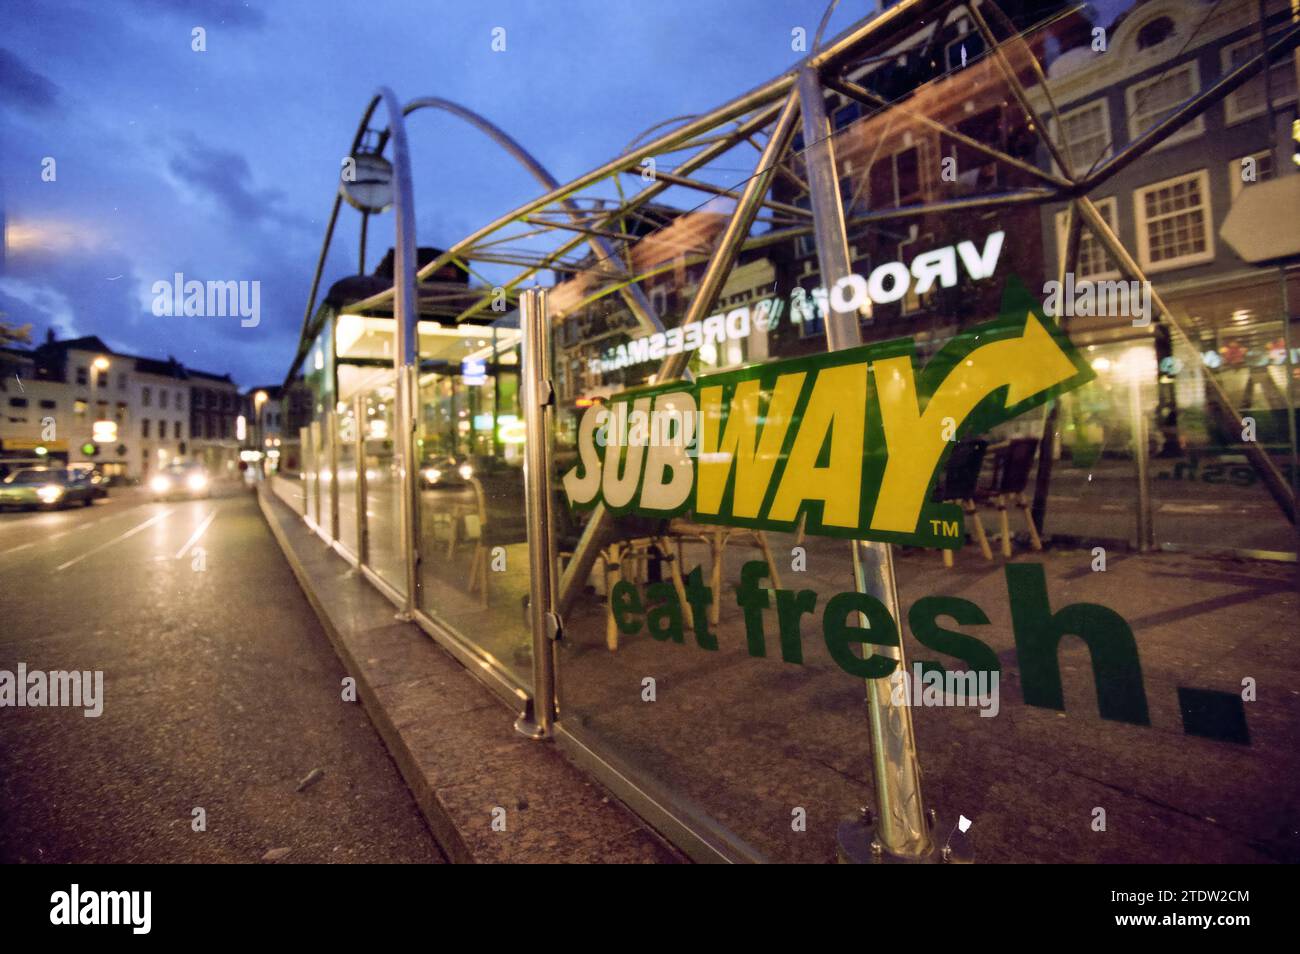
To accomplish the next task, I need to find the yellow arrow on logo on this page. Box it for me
[870,311,1081,534]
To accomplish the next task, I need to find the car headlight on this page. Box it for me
[38,484,65,503]
[186,473,208,491]
[150,475,171,493]
[424,468,441,482]
[458,464,474,480]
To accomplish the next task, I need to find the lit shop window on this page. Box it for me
[74,399,88,418]
[1134,170,1213,271]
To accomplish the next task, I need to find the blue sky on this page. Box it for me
[0,0,871,387]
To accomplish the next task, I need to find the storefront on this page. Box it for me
[274,0,1299,863]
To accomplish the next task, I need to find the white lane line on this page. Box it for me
[174,509,217,561]
[55,509,172,572]
[0,504,154,557]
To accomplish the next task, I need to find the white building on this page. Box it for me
[0,332,240,481]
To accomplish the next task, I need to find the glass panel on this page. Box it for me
[361,372,403,590]
[1148,275,1298,553]
[416,319,533,688]
[337,401,358,556]
[546,0,1296,865]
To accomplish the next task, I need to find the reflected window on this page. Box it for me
[1222,36,1298,124]
[1136,16,1175,51]
[1055,99,1111,172]
[1055,197,1120,280]
[1126,61,1203,148]
[1135,170,1214,270]
[1228,149,1275,200]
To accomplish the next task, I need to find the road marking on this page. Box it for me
[0,506,146,556]
[55,509,172,572]
[174,509,217,561]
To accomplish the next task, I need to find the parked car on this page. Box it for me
[149,462,212,500]
[0,467,98,510]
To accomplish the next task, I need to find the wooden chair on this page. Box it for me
[667,519,781,627]
[554,508,692,652]
[932,438,992,567]
[974,437,1043,557]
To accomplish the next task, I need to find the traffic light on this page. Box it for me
[80,442,99,457]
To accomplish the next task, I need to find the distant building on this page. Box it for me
[242,384,285,472]
[187,371,242,478]
[0,330,243,480]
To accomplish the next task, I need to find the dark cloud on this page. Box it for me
[167,134,309,230]
[0,48,60,113]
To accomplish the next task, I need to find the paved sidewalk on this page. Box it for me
[258,487,682,864]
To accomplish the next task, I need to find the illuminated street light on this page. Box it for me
[92,356,110,371]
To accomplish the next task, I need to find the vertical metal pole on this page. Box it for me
[517,289,559,739]
[354,392,369,566]
[1130,369,1154,551]
[329,407,340,541]
[798,66,933,862]
[377,87,422,617]
[359,211,369,276]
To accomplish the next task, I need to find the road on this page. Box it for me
[0,483,444,863]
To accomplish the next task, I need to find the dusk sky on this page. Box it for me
[0,0,873,388]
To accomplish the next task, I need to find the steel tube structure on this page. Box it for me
[518,289,559,739]
[797,65,933,863]
[277,0,1300,863]
[556,90,803,620]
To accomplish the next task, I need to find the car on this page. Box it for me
[68,463,110,499]
[149,463,212,500]
[420,455,476,490]
[0,467,98,510]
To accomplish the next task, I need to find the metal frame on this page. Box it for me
[280,0,1300,863]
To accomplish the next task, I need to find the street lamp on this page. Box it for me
[253,390,268,479]
[92,355,110,371]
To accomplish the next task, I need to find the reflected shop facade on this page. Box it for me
[274,0,1299,862]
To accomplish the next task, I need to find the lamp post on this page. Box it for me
[254,390,268,480]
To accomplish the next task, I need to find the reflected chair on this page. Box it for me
[667,518,781,627]
[466,470,529,607]
[974,437,1043,557]
[932,438,992,567]
[554,506,692,653]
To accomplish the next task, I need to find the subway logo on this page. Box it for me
[562,279,1094,549]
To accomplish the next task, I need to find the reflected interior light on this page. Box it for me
[1090,357,1112,373]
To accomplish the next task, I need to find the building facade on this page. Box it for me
[0,331,243,481]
